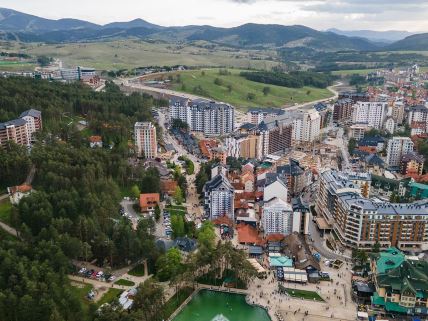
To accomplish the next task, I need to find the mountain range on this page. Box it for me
[0,8,427,51]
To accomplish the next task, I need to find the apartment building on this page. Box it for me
[386,137,414,167]
[352,102,388,130]
[169,98,234,136]
[408,105,428,136]
[19,109,42,142]
[400,152,425,176]
[203,174,235,221]
[262,197,294,235]
[134,122,157,158]
[0,109,42,147]
[316,169,428,250]
[225,134,261,159]
[333,98,353,123]
[391,101,405,125]
[246,108,285,125]
[293,110,321,143]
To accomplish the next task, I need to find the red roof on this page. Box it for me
[9,184,32,194]
[265,233,285,242]
[89,135,102,143]
[139,193,160,208]
[236,223,262,245]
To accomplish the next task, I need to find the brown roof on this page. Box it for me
[89,135,102,143]
[283,233,320,271]
[265,233,285,242]
[9,184,32,194]
[139,193,160,208]
[236,223,262,245]
[160,179,178,195]
[213,216,234,227]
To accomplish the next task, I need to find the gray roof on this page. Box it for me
[365,154,385,167]
[19,109,41,118]
[203,174,234,193]
[0,118,27,129]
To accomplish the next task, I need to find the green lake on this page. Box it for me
[173,289,271,321]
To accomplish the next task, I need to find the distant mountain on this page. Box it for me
[0,7,379,51]
[387,33,428,51]
[328,28,414,43]
[186,24,379,50]
[0,8,99,32]
[103,18,163,30]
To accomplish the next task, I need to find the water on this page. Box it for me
[173,290,271,321]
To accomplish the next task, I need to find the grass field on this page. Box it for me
[97,288,123,307]
[0,200,12,225]
[0,40,279,71]
[0,60,36,71]
[281,287,324,301]
[169,68,332,110]
[70,283,94,314]
[128,264,145,277]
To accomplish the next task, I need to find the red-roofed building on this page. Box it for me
[7,184,33,204]
[89,135,103,148]
[139,193,160,213]
[236,223,263,245]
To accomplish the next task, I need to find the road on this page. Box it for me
[156,109,204,222]
[283,81,343,111]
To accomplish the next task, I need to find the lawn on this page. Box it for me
[280,286,324,301]
[0,200,12,225]
[70,283,94,314]
[128,264,145,277]
[169,69,332,110]
[0,60,36,71]
[97,288,123,307]
[115,279,136,286]
[162,287,194,319]
[165,205,187,217]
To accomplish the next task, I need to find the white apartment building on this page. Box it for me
[203,174,235,221]
[262,197,293,235]
[386,137,414,167]
[408,105,428,135]
[384,117,395,134]
[169,98,234,136]
[134,122,157,158]
[352,102,388,130]
[293,110,321,143]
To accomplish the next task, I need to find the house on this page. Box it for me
[89,135,103,148]
[370,247,428,316]
[282,233,320,271]
[263,174,288,203]
[160,179,178,196]
[7,184,32,204]
[139,193,160,213]
[241,171,255,193]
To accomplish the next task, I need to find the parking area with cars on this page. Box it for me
[163,210,172,237]
[77,267,116,283]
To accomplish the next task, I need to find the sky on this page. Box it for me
[2,0,428,32]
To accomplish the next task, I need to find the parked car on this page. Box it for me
[79,267,87,274]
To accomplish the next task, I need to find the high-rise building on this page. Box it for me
[352,102,388,130]
[169,98,234,136]
[386,137,414,167]
[316,169,428,250]
[262,197,293,235]
[134,122,157,158]
[19,109,42,142]
[292,110,321,143]
[408,105,428,136]
[391,101,405,125]
[0,109,42,147]
[333,98,353,123]
[203,174,235,221]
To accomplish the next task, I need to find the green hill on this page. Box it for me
[169,69,333,110]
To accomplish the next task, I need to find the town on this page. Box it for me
[2,59,428,321]
[2,4,428,321]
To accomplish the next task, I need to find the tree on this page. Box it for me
[348,138,357,154]
[131,184,140,199]
[372,241,381,253]
[262,86,270,96]
[133,279,165,321]
[227,84,233,93]
[214,78,223,86]
[154,204,161,221]
[173,186,184,205]
[155,248,184,281]
[247,92,256,100]
[171,215,185,238]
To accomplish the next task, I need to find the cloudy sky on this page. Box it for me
[2,0,428,31]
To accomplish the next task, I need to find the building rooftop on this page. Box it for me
[19,108,41,118]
